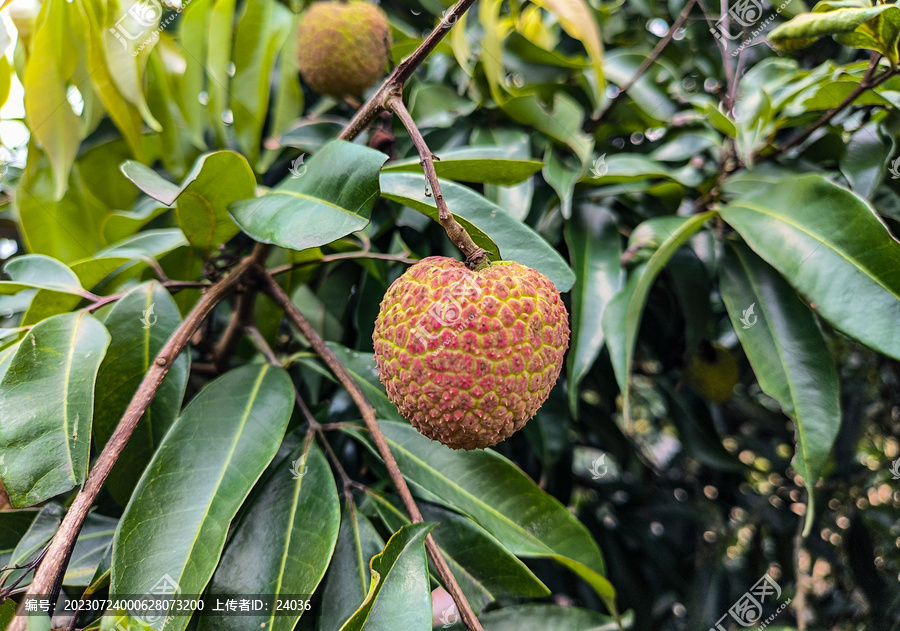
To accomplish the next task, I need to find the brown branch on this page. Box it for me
[338,0,478,142]
[9,249,266,630]
[584,0,697,133]
[212,288,257,371]
[255,268,484,631]
[268,250,417,276]
[761,62,895,159]
[385,96,489,270]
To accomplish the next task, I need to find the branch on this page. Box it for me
[255,268,485,631]
[385,95,490,269]
[9,249,265,630]
[584,0,697,133]
[268,250,417,276]
[338,0,478,142]
[212,288,257,371]
[761,62,895,159]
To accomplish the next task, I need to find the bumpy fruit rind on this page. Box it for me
[373,256,570,450]
[296,0,391,98]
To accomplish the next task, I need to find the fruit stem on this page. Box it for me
[385,93,491,270]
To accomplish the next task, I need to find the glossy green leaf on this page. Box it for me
[177,0,214,147]
[112,364,294,631]
[480,604,628,631]
[229,140,387,250]
[370,494,550,608]
[206,0,236,146]
[93,282,189,505]
[327,343,403,421]
[319,505,385,631]
[602,213,713,422]
[720,242,840,533]
[719,175,900,362]
[0,312,110,507]
[380,172,576,291]
[3,504,63,587]
[78,0,147,160]
[383,147,544,186]
[16,155,110,263]
[23,0,83,199]
[543,145,586,220]
[347,421,618,613]
[527,0,605,106]
[564,206,623,416]
[199,439,340,631]
[231,0,292,166]
[770,5,900,62]
[338,522,435,631]
[0,254,85,296]
[122,151,256,256]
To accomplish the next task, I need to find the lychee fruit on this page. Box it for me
[685,341,739,403]
[372,256,570,450]
[296,0,392,99]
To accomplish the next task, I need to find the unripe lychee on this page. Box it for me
[296,0,392,98]
[373,256,570,450]
[685,342,739,403]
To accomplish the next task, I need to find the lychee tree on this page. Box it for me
[0,0,899,630]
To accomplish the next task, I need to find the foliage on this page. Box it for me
[0,0,899,630]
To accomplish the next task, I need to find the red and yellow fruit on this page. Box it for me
[373,256,570,450]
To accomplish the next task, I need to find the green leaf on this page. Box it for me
[0,254,85,296]
[528,0,605,107]
[318,506,385,631]
[719,175,900,362]
[63,512,119,587]
[370,494,550,607]
[23,0,83,199]
[78,0,147,160]
[602,213,713,422]
[177,0,213,148]
[199,439,340,631]
[327,343,404,421]
[16,155,110,263]
[543,145,586,220]
[229,140,387,250]
[122,152,256,256]
[564,206,623,416]
[346,421,618,613]
[383,147,544,186]
[93,282,189,505]
[0,312,110,507]
[769,5,900,62]
[3,504,63,587]
[720,243,840,534]
[231,0,292,167]
[112,364,294,631]
[206,0,236,146]
[480,604,628,631]
[380,172,576,292]
[338,522,436,631]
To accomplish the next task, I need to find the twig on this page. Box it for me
[212,288,257,371]
[762,61,895,159]
[9,248,267,630]
[268,251,417,276]
[255,268,484,631]
[385,96,489,269]
[338,0,478,142]
[584,0,697,133]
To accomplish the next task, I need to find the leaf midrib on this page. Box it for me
[168,364,270,596]
[729,201,900,301]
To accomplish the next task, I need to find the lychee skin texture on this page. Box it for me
[296,1,391,99]
[373,257,570,450]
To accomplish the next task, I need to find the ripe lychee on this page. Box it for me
[373,256,570,450]
[296,0,392,99]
